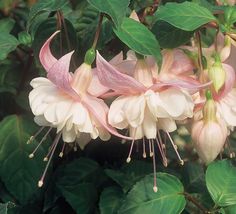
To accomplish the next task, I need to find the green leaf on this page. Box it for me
[27,0,69,32]
[105,160,152,192]
[58,183,98,214]
[0,33,19,60]
[206,160,236,206]
[56,157,105,188]
[182,162,205,193]
[152,21,193,48]
[224,204,236,214]
[114,18,162,63]
[32,18,77,68]
[0,115,50,205]
[87,0,130,27]
[224,7,236,29]
[0,60,22,95]
[0,203,8,214]
[0,18,15,33]
[155,2,216,31]
[118,173,186,214]
[77,4,114,51]
[99,186,124,214]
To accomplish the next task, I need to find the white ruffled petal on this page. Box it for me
[142,108,157,139]
[157,118,177,132]
[124,95,146,127]
[108,96,129,129]
[30,77,52,88]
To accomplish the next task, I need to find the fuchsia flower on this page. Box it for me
[28,31,130,187]
[95,49,206,191]
[192,93,228,164]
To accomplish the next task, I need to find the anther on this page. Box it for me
[43,157,48,162]
[153,186,158,192]
[29,153,34,159]
[126,157,131,163]
[27,127,45,144]
[38,180,43,188]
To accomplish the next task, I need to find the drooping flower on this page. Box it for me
[95,50,206,191]
[191,91,228,164]
[28,31,130,187]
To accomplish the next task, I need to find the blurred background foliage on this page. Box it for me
[0,0,236,214]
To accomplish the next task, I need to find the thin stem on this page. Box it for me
[183,192,208,214]
[196,31,203,72]
[92,13,104,49]
[214,27,219,52]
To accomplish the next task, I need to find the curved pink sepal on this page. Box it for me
[39,31,60,72]
[82,94,132,140]
[96,51,146,94]
[150,79,211,92]
[47,51,79,98]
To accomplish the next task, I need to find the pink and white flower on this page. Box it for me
[28,31,130,187]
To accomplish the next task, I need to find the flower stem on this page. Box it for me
[92,13,104,49]
[183,192,209,214]
[196,31,204,72]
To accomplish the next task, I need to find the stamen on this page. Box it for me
[149,139,153,157]
[29,127,52,159]
[43,130,60,162]
[155,137,168,167]
[126,128,137,163]
[38,132,61,188]
[27,127,45,144]
[126,139,135,163]
[142,138,146,158]
[151,139,158,192]
[166,132,184,165]
[59,142,66,158]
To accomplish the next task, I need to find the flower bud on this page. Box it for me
[191,94,227,164]
[208,56,226,92]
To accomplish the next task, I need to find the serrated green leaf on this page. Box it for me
[58,183,98,214]
[87,0,130,27]
[206,160,236,207]
[0,115,50,205]
[155,2,216,31]
[118,173,186,214]
[152,21,193,48]
[0,33,19,60]
[114,18,162,63]
[0,18,15,33]
[99,186,124,214]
